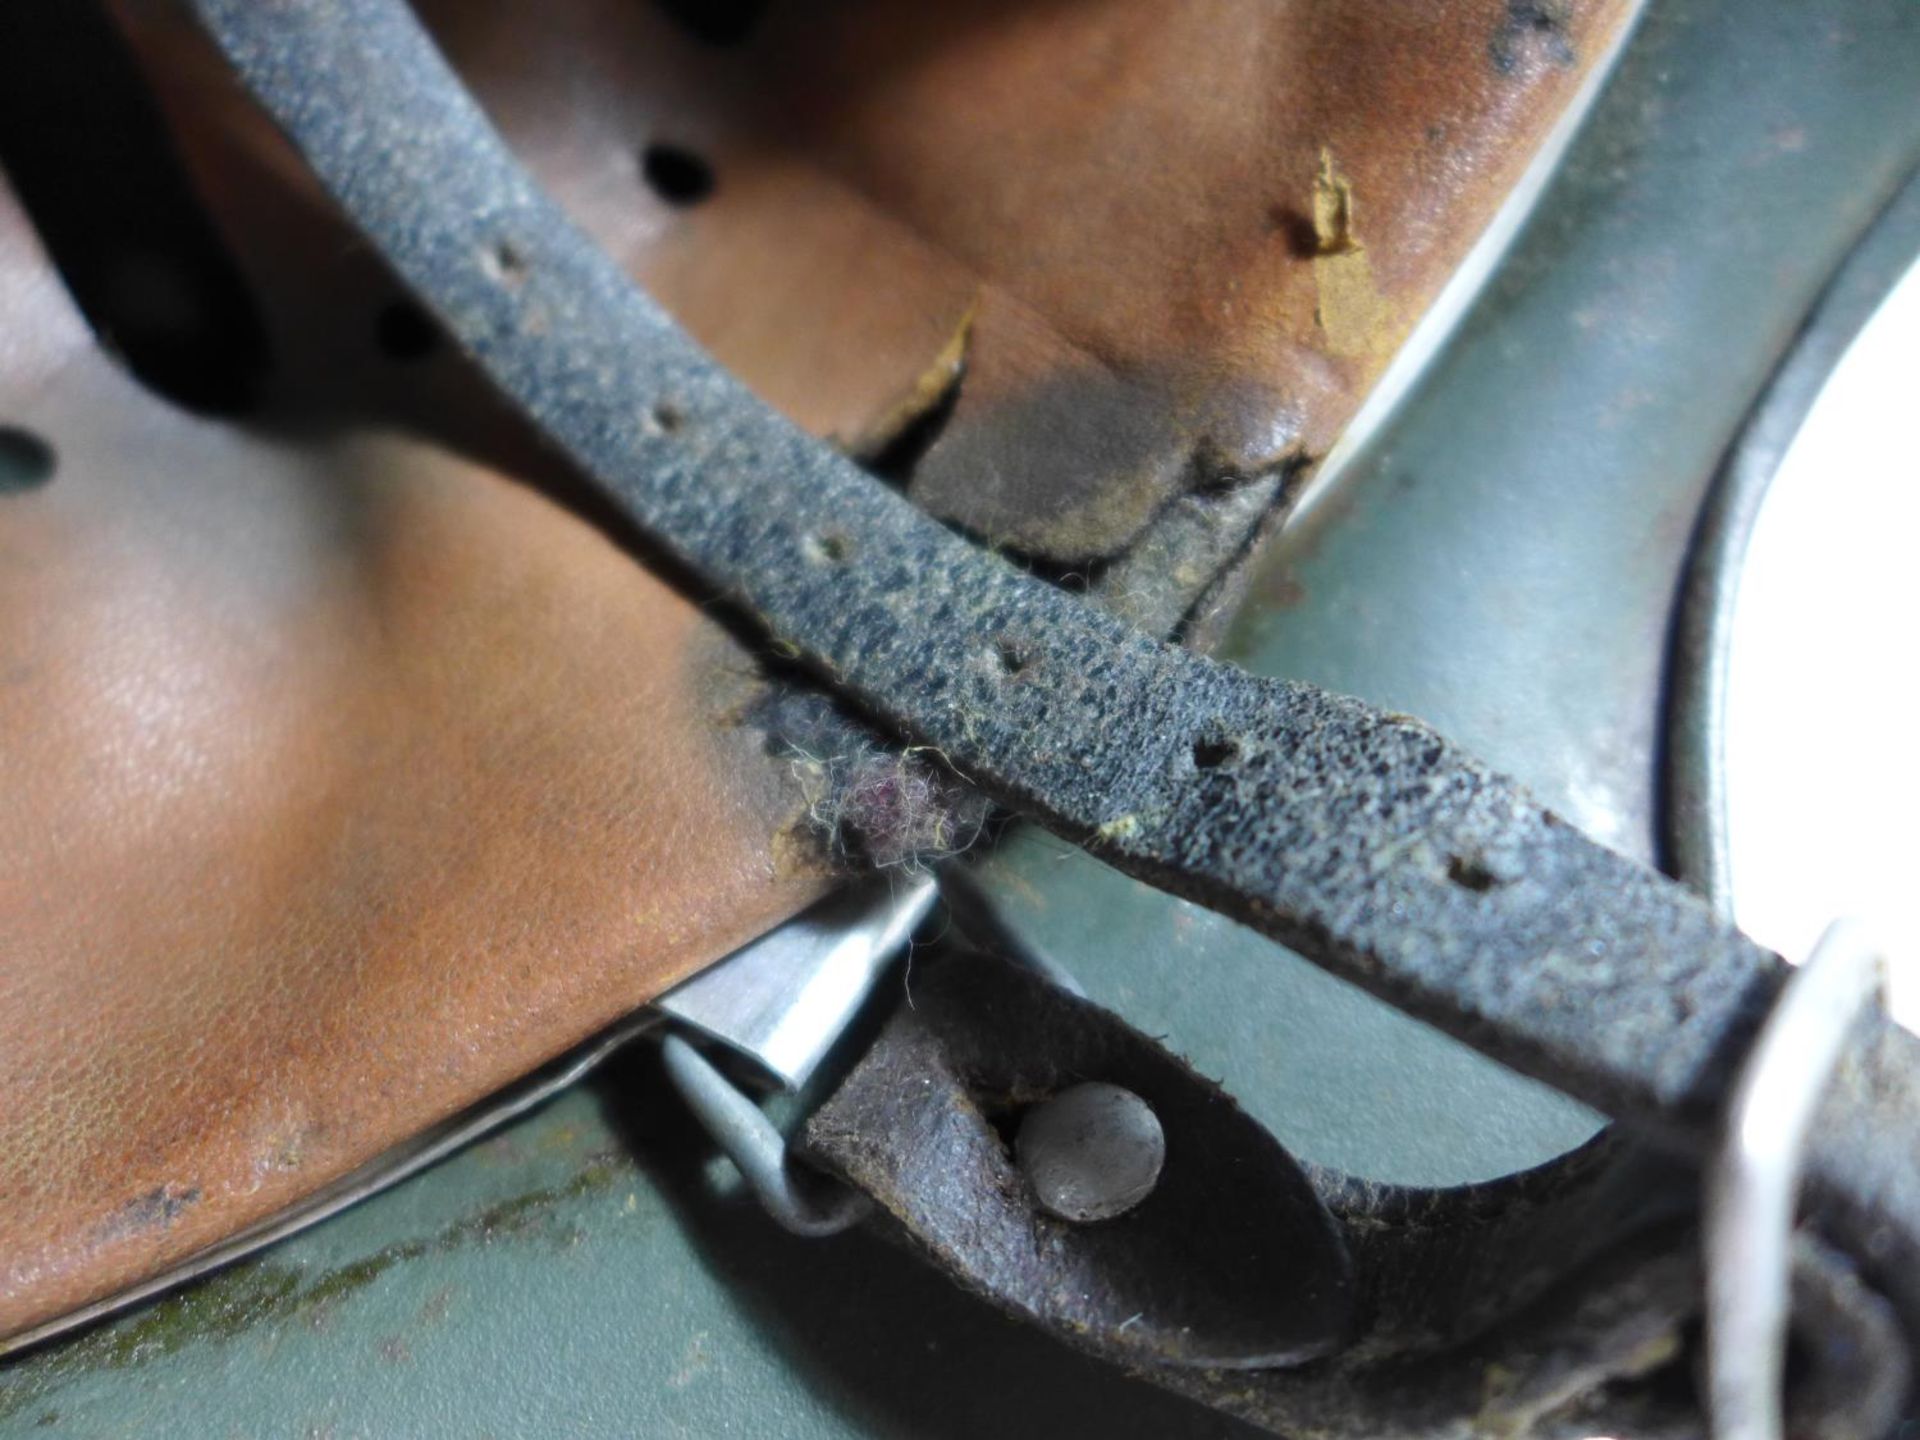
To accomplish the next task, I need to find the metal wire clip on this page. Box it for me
[1706,919,1890,1440]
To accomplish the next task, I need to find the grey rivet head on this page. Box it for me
[1015,1081,1165,1223]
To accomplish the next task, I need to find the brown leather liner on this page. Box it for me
[123,0,1635,563]
[0,172,824,1338]
[2,0,1630,1342]
[393,0,1634,560]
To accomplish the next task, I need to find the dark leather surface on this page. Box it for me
[805,949,1359,1373]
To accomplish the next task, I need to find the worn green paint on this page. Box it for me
[0,1148,630,1427]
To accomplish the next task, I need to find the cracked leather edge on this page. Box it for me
[183,0,1920,1429]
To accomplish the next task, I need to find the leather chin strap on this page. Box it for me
[180,0,1920,1433]
[804,945,1909,1439]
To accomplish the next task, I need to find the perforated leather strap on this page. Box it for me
[185,0,1920,1432]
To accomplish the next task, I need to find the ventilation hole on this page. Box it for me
[642,144,717,207]
[374,299,440,361]
[652,0,770,46]
[1192,737,1237,770]
[993,637,1030,677]
[0,427,55,492]
[1447,854,1500,893]
[648,402,684,436]
[804,531,851,565]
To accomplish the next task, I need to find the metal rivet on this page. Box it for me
[1015,1081,1165,1223]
